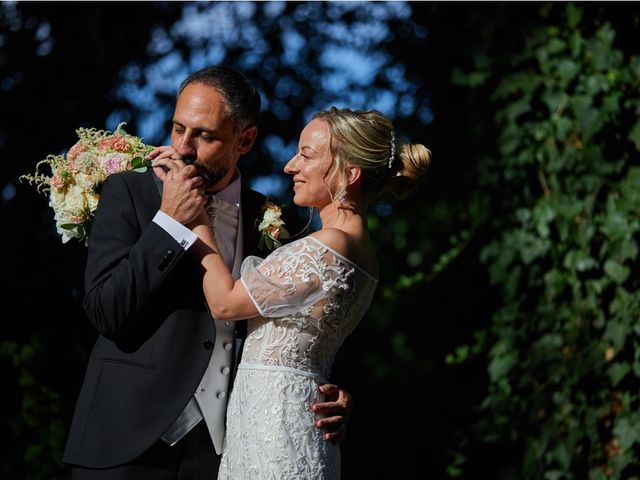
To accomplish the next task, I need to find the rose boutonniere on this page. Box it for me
[256,200,289,252]
[20,122,153,245]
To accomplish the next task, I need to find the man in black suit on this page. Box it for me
[63,65,352,479]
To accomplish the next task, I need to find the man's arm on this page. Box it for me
[83,173,190,340]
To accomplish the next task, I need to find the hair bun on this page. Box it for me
[384,143,431,199]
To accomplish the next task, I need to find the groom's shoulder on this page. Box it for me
[281,205,308,240]
[99,169,158,201]
[241,187,268,213]
[244,187,268,202]
[104,169,155,188]
[120,168,156,182]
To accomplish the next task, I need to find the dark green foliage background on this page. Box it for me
[1,2,638,479]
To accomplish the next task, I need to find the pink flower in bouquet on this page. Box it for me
[67,143,86,161]
[101,153,128,175]
[99,135,128,152]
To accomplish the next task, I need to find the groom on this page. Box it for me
[63,65,352,479]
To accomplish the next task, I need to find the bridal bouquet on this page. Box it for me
[20,123,153,245]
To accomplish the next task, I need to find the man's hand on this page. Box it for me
[151,154,205,225]
[147,146,182,181]
[312,384,353,443]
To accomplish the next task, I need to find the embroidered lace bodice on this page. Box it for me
[217,236,378,480]
[240,236,378,379]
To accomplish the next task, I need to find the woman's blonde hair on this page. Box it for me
[313,107,431,201]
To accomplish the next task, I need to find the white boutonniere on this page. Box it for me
[256,200,289,252]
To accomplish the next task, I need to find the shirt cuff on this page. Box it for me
[153,211,198,250]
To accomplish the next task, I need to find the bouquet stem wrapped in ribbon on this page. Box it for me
[20,123,153,245]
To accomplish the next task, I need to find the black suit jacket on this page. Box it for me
[62,169,269,468]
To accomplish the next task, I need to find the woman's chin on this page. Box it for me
[292,196,310,208]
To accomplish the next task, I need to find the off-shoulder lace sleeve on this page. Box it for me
[240,239,336,318]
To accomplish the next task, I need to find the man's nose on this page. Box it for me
[175,134,196,158]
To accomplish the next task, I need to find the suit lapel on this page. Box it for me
[241,187,267,259]
[152,170,163,197]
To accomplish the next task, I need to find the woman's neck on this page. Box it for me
[318,201,368,233]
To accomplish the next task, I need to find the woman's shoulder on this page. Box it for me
[306,230,378,280]
[307,228,351,257]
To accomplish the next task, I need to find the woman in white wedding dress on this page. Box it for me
[167,107,430,479]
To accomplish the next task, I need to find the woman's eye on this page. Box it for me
[294,149,310,160]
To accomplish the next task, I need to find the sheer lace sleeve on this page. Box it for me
[240,238,339,318]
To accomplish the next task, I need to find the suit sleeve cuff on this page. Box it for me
[153,211,198,250]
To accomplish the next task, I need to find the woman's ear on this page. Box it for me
[346,166,362,186]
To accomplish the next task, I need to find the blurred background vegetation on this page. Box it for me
[1,2,639,479]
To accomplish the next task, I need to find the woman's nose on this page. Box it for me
[283,156,297,174]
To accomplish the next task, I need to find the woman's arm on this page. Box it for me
[153,155,259,321]
[190,209,259,321]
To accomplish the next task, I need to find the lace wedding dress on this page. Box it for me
[217,236,378,480]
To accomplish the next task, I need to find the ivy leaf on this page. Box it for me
[601,205,630,240]
[557,59,579,84]
[628,119,640,150]
[451,68,489,87]
[608,362,630,386]
[542,90,564,114]
[566,3,583,29]
[613,417,639,450]
[603,320,627,350]
[604,260,630,284]
[563,249,597,272]
[546,37,567,55]
[544,269,569,298]
[553,116,573,140]
[488,350,518,381]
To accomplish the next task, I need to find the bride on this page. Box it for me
[158,107,430,479]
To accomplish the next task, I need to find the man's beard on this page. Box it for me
[199,163,230,190]
[184,157,230,190]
